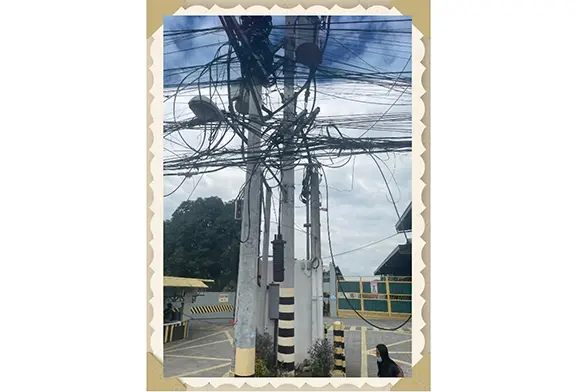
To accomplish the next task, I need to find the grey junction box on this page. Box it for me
[268,283,279,320]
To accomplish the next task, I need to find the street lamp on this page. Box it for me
[188,95,224,122]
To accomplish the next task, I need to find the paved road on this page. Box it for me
[325,317,412,378]
[163,317,411,378]
[163,320,234,378]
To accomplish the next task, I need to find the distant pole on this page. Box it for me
[277,15,296,375]
[233,84,263,377]
[330,261,337,318]
[281,17,296,287]
[305,197,311,260]
[258,182,273,334]
[310,165,323,342]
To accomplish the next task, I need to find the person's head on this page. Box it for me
[376,344,390,363]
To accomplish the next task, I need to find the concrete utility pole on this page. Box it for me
[233,85,263,378]
[329,263,337,318]
[258,182,273,334]
[277,15,296,375]
[309,165,324,342]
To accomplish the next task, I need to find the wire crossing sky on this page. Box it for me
[163,15,413,278]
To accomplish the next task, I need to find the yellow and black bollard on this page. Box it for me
[324,323,328,340]
[333,321,346,376]
[277,288,296,375]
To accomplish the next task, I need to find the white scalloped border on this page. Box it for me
[148,5,427,389]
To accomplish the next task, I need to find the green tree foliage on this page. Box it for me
[164,196,241,291]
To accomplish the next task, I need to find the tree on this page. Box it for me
[164,196,242,291]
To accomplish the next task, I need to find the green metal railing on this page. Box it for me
[336,276,411,318]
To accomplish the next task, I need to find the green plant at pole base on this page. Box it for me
[255,332,278,376]
[254,358,270,377]
[308,339,334,377]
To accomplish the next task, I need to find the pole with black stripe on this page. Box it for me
[272,231,296,375]
[277,288,295,374]
[333,321,346,376]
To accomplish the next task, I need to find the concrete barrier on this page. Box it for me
[183,292,236,321]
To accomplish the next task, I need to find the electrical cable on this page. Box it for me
[163,17,415,327]
[329,232,401,258]
[365,152,410,243]
[319,164,411,331]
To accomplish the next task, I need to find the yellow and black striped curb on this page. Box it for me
[164,320,189,344]
[325,325,412,333]
[190,304,233,314]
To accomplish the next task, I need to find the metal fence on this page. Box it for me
[335,276,411,319]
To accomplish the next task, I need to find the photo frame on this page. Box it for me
[147,1,430,390]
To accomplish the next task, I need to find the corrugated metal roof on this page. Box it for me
[164,276,209,288]
[395,202,412,233]
[373,243,412,276]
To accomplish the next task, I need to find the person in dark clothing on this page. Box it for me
[164,303,173,323]
[376,344,404,377]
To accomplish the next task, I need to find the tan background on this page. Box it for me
[147,1,429,390]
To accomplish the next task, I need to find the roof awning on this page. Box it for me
[395,202,412,232]
[373,243,412,276]
[164,276,209,289]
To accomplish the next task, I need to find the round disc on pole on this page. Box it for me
[188,96,223,122]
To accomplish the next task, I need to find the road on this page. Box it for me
[325,317,412,377]
[163,317,411,378]
[163,319,234,378]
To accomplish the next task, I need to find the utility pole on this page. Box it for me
[305,197,311,260]
[309,165,323,342]
[277,15,296,375]
[233,84,263,377]
[258,182,273,334]
[329,263,337,318]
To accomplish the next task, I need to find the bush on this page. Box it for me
[255,332,333,377]
[255,332,278,376]
[278,369,295,377]
[254,358,270,377]
[308,339,334,377]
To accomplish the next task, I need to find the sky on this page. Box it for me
[162,15,412,278]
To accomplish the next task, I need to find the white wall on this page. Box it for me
[184,291,236,321]
[294,260,312,364]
